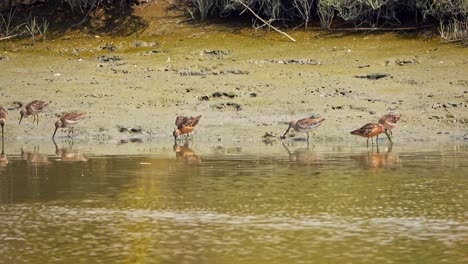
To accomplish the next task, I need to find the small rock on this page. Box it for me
[118,127,128,133]
[212,92,223,98]
[130,127,142,133]
[355,73,389,80]
[262,132,278,138]
[98,55,121,62]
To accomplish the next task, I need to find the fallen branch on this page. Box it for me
[0,34,19,41]
[236,0,296,43]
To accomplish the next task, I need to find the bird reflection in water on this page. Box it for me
[281,141,321,165]
[53,139,88,162]
[355,143,399,168]
[20,145,51,166]
[173,141,201,163]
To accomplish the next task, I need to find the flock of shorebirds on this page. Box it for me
[0,100,401,147]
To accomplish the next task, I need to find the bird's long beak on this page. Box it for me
[19,114,23,125]
[52,126,58,139]
[281,125,291,139]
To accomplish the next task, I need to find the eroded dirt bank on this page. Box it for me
[0,27,467,145]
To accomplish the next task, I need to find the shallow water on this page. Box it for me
[0,141,467,263]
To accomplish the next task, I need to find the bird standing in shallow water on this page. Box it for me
[378,113,401,142]
[19,100,50,125]
[0,107,7,140]
[281,116,325,141]
[173,115,201,141]
[53,112,86,139]
[350,123,386,147]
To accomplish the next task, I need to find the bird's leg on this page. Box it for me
[367,138,369,148]
[33,115,36,124]
[307,132,310,142]
[376,135,379,146]
[37,114,39,125]
[281,126,291,139]
[371,137,374,145]
[385,130,393,144]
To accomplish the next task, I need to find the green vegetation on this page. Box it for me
[1,0,467,42]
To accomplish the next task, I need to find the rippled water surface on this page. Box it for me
[0,142,467,263]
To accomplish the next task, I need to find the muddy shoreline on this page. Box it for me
[0,28,467,145]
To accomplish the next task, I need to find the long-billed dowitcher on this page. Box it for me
[173,115,201,140]
[19,100,50,125]
[52,112,86,138]
[350,123,386,147]
[281,116,325,141]
[379,113,401,136]
[0,107,7,139]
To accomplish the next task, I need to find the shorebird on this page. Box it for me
[173,115,201,140]
[379,113,401,135]
[350,123,386,147]
[52,112,86,138]
[0,107,7,139]
[281,116,325,141]
[19,100,50,125]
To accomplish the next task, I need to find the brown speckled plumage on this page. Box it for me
[173,115,201,139]
[350,123,386,147]
[19,100,50,125]
[53,112,86,138]
[281,116,325,140]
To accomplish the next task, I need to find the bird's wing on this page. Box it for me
[175,116,187,127]
[185,115,201,127]
[27,100,49,112]
[178,115,201,128]
[62,112,86,122]
[296,117,324,129]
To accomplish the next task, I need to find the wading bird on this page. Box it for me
[350,123,386,147]
[173,115,201,141]
[281,116,325,141]
[19,100,50,125]
[0,107,7,139]
[379,113,401,139]
[52,112,86,139]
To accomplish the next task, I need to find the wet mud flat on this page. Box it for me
[0,29,467,145]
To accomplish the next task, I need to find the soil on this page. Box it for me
[0,2,467,145]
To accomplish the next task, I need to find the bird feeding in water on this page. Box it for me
[52,112,86,139]
[173,115,201,141]
[350,123,386,147]
[281,116,325,141]
[378,113,401,142]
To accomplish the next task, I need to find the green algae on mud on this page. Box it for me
[0,28,467,144]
